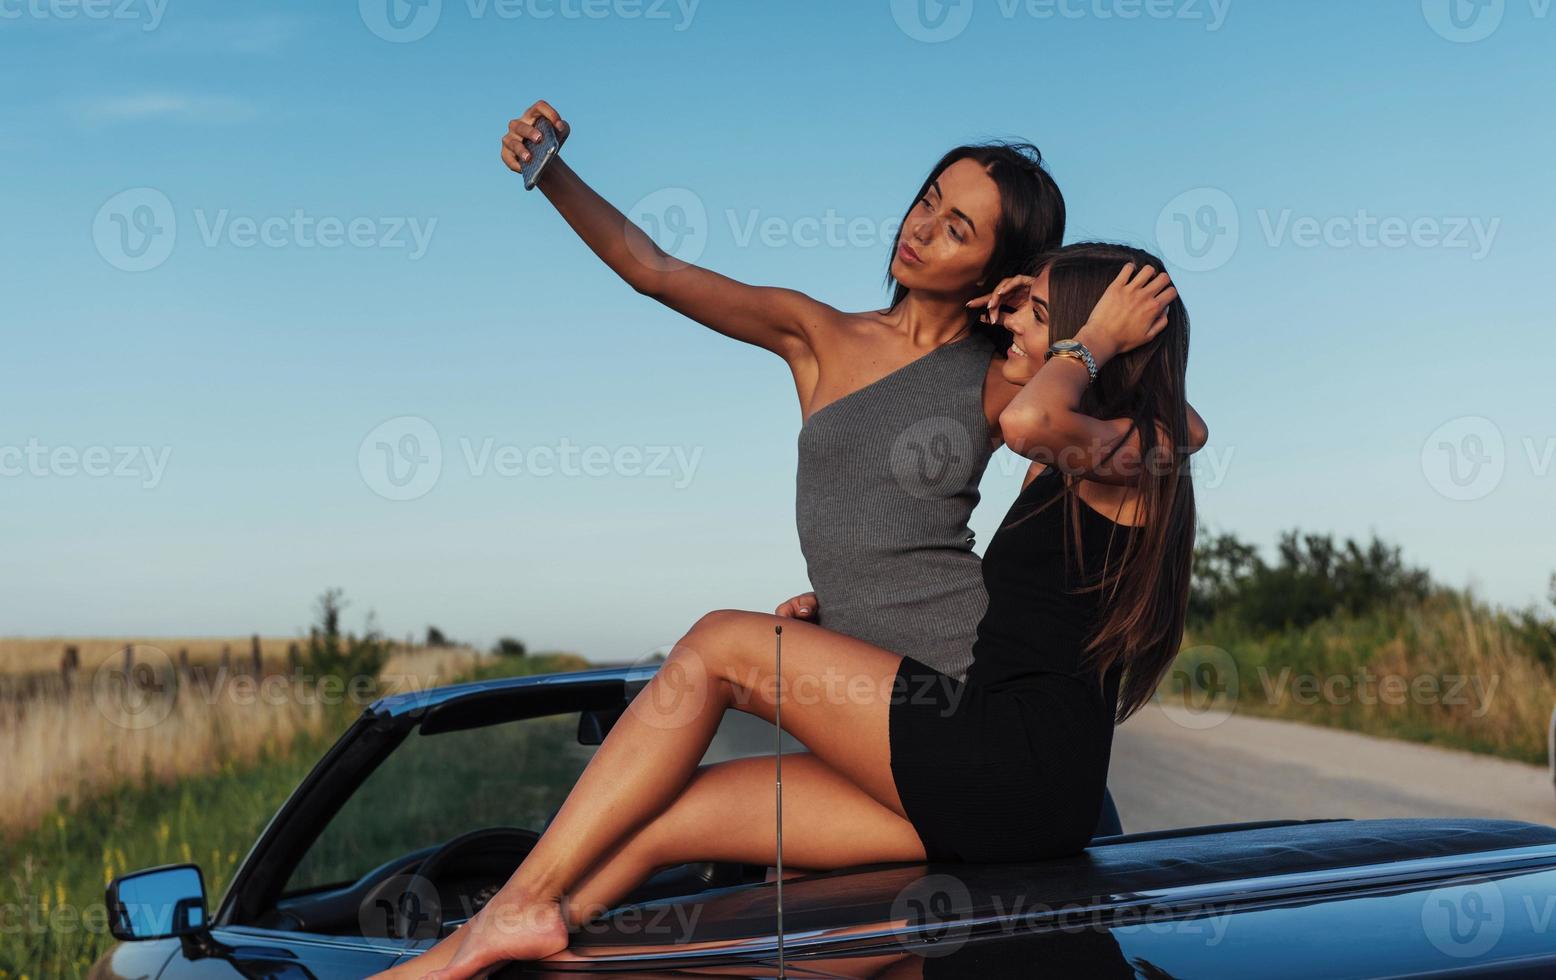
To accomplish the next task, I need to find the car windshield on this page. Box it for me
[286,701,789,894]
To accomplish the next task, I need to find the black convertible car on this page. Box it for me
[94,663,1556,978]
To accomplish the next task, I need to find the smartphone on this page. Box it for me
[520,117,561,191]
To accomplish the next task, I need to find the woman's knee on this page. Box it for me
[677,609,765,674]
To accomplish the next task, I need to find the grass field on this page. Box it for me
[0,640,491,839]
[0,649,585,980]
[2,723,340,979]
[1177,592,1556,764]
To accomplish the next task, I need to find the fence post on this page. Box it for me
[61,645,80,693]
[251,634,263,676]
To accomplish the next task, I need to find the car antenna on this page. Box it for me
[774,623,786,977]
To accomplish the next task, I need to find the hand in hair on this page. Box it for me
[996,261,1181,477]
[1074,263,1176,363]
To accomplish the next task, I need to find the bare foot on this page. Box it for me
[418,892,571,980]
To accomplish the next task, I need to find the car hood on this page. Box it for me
[554,818,1556,965]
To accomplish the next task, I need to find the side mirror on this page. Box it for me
[577,705,626,745]
[107,864,209,942]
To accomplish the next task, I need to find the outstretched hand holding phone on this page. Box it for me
[493,98,837,360]
[502,100,570,189]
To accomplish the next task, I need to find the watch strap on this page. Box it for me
[1045,342,1098,383]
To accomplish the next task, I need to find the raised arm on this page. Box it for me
[987,372,1206,483]
[998,264,1186,477]
[976,272,1205,483]
[502,101,836,363]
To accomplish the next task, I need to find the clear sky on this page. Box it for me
[2,0,1552,660]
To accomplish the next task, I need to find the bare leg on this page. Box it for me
[374,610,925,980]
[560,751,926,931]
[385,753,925,978]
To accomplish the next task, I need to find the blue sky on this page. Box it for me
[2,1,1553,660]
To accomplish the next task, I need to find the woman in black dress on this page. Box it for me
[391,246,1194,977]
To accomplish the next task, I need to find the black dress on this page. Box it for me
[887,465,1137,863]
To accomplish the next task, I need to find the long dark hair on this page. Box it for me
[884,142,1066,350]
[1030,242,1196,723]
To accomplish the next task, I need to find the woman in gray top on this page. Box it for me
[500,100,1078,680]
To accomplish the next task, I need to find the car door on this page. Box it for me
[141,927,409,978]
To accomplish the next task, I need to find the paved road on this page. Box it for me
[695,690,1556,835]
[1110,705,1556,833]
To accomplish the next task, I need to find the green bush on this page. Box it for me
[492,636,527,658]
[1192,527,1432,632]
[302,588,392,688]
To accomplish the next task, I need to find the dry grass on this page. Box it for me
[379,645,485,694]
[2,681,325,839]
[1184,592,1556,763]
[1387,595,1556,759]
[0,643,485,839]
[0,649,580,978]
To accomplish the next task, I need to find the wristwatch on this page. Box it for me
[1045,339,1098,384]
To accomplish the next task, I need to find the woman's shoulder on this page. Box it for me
[804,309,908,371]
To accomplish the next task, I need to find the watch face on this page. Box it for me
[1050,340,1082,353]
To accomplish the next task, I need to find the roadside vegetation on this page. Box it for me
[1169,528,1556,763]
[0,591,584,979]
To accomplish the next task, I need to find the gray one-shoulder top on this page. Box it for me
[795,331,996,682]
